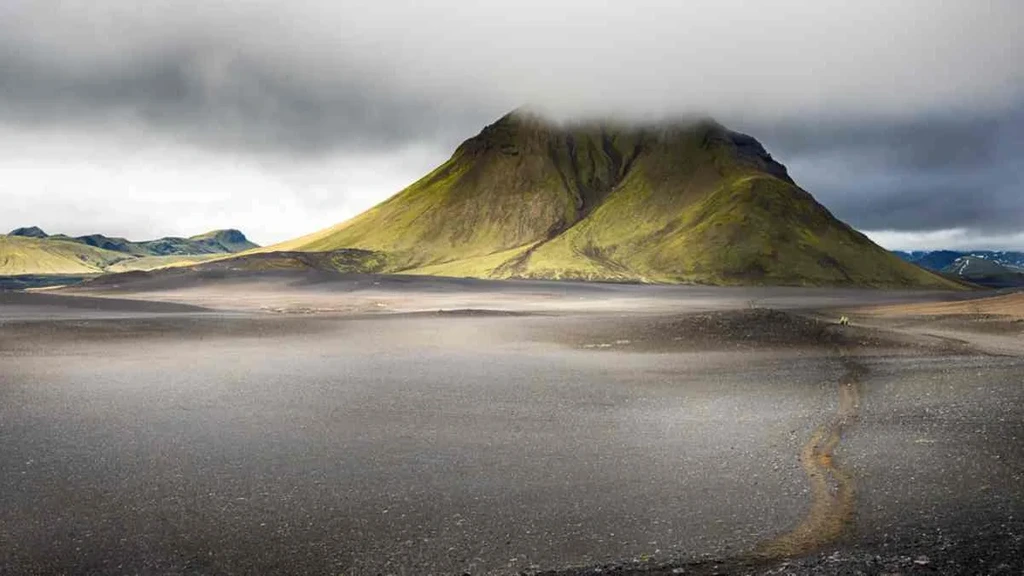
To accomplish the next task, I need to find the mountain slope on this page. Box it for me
[0,235,129,275]
[894,250,968,272]
[2,228,258,277]
[255,112,958,288]
[186,229,259,254]
[894,250,1024,288]
[897,250,1024,272]
[266,114,605,268]
[942,256,1024,288]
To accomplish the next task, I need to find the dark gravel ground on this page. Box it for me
[538,308,972,354]
[1,287,1022,575]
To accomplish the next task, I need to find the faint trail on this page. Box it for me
[755,353,866,558]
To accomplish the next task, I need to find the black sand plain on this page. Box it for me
[1,274,1022,575]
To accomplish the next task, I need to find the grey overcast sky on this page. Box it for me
[1,0,1022,250]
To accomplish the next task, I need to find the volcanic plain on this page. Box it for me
[1,273,1021,575]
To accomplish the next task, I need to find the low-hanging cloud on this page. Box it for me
[0,0,1022,247]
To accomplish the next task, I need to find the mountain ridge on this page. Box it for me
[895,250,1024,288]
[895,249,1024,272]
[6,227,258,257]
[1,227,259,277]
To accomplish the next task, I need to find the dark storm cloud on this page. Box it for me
[752,116,1003,172]
[2,0,1022,154]
[0,45,490,156]
[746,106,1024,235]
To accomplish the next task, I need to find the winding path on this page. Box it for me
[755,353,865,558]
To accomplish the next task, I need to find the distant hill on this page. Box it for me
[896,250,1024,271]
[186,229,258,254]
[1,227,258,277]
[7,227,258,257]
[9,226,48,239]
[943,256,1024,288]
[258,111,958,288]
[895,250,1024,288]
[0,235,128,275]
[894,250,966,272]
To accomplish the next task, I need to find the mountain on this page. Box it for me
[943,256,1024,288]
[1,228,259,277]
[9,226,49,239]
[262,111,957,288]
[897,250,1024,271]
[0,235,129,275]
[896,250,1024,288]
[894,250,967,272]
[186,229,258,254]
[7,227,258,257]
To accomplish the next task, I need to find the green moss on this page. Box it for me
[407,244,536,277]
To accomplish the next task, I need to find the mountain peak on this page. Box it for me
[705,127,793,184]
[189,229,250,244]
[460,112,791,184]
[9,226,48,238]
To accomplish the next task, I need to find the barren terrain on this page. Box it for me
[1,274,1021,574]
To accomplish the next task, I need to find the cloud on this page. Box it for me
[865,229,1024,252]
[2,1,1022,152]
[0,0,1022,247]
[748,107,1024,239]
[0,128,445,245]
[0,41,489,157]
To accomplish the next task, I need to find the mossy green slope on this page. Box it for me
[265,112,958,288]
[0,235,129,275]
[1,236,235,276]
[267,113,630,269]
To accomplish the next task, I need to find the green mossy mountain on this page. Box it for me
[267,111,956,288]
[185,229,259,254]
[0,235,130,275]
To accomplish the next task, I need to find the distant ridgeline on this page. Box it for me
[0,226,258,279]
[7,226,257,256]
[895,250,1024,288]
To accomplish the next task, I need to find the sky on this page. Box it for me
[1,0,1022,250]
